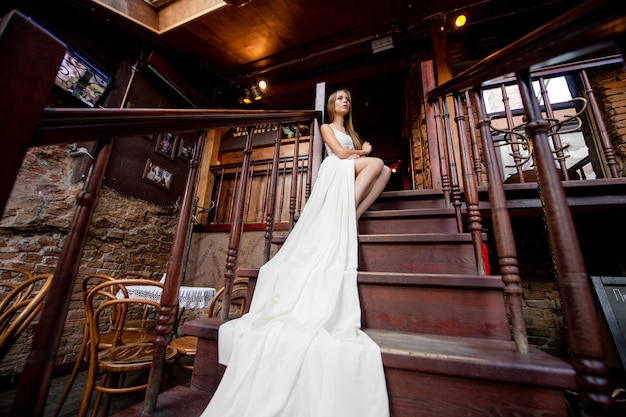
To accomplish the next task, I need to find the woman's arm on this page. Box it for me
[320,124,371,159]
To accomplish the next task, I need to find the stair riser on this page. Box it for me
[359,284,510,340]
[359,243,478,274]
[359,217,458,234]
[369,198,448,211]
[385,367,569,417]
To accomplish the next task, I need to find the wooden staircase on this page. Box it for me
[113,189,577,417]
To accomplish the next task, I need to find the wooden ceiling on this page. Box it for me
[9,0,581,109]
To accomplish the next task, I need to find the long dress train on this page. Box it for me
[200,130,389,417]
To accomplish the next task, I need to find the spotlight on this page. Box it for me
[242,88,252,104]
[258,79,267,91]
[454,13,467,28]
[251,85,262,101]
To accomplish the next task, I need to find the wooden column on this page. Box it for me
[144,129,207,413]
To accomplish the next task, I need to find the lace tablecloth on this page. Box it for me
[121,285,216,309]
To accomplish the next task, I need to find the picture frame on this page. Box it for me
[178,141,194,161]
[142,159,174,191]
[154,133,178,160]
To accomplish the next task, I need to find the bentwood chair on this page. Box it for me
[112,272,159,332]
[53,274,158,417]
[0,268,52,361]
[169,278,249,370]
[78,279,177,417]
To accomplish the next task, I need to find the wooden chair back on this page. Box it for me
[207,278,249,318]
[0,270,52,361]
[79,278,176,417]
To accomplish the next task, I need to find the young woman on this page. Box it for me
[200,89,390,417]
[320,89,391,219]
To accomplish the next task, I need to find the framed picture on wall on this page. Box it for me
[178,141,194,161]
[142,159,174,190]
[154,133,178,160]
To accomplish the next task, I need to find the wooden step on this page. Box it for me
[358,272,511,340]
[366,328,577,417]
[358,233,480,274]
[359,208,459,234]
[369,189,449,211]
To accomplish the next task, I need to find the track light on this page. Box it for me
[250,85,262,101]
[242,88,252,104]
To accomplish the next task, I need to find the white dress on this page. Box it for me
[200,127,389,417]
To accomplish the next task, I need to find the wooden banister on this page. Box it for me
[423,1,624,414]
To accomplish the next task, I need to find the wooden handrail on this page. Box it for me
[32,108,321,146]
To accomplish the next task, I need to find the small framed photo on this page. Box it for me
[178,141,194,161]
[142,159,174,190]
[154,133,178,160]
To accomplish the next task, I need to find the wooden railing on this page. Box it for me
[9,108,321,417]
[1,14,322,412]
[424,0,626,415]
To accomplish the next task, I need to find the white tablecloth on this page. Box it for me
[120,285,216,309]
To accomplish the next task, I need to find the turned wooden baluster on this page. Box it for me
[289,124,301,229]
[453,93,486,275]
[463,90,484,186]
[473,86,528,355]
[440,98,464,231]
[581,69,619,178]
[516,69,613,415]
[144,129,207,413]
[538,77,570,179]
[431,100,453,207]
[501,84,526,182]
[12,140,113,417]
[222,127,255,320]
[264,124,284,263]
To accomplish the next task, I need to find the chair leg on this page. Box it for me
[77,366,100,417]
[90,372,110,417]
[52,329,89,417]
[100,372,120,417]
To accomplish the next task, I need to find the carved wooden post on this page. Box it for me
[453,93,485,275]
[463,91,484,186]
[473,86,528,354]
[580,69,619,178]
[440,98,463,230]
[264,125,283,262]
[144,129,207,413]
[12,140,112,417]
[289,124,301,229]
[516,69,613,414]
[431,100,452,207]
[222,127,255,320]
[500,84,526,181]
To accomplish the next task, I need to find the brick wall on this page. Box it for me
[0,145,177,378]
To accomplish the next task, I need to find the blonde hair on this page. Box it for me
[327,89,362,150]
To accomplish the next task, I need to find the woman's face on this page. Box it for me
[334,91,351,116]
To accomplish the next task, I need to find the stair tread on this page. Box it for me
[362,207,458,218]
[366,328,576,389]
[359,233,480,242]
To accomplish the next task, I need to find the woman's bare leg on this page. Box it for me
[356,165,390,218]
[353,157,391,219]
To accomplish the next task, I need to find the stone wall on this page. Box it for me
[0,145,177,378]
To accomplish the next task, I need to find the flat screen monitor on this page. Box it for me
[53,47,113,107]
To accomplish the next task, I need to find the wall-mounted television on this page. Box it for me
[53,47,113,107]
